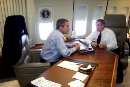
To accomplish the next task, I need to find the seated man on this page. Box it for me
[40,18,80,65]
[86,19,118,51]
[86,19,123,83]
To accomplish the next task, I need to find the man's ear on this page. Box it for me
[59,26,63,31]
[61,25,64,28]
[59,25,64,29]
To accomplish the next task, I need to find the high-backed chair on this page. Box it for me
[3,16,51,87]
[104,14,128,69]
[1,15,29,78]
[14,34,50,87]
[2,15,28,66]
[14,53,50,87]
[1,15,50,86]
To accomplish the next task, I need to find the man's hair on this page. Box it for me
[56,18,68,29]
[96,19,105,25]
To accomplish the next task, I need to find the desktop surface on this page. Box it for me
[30,48,118,87]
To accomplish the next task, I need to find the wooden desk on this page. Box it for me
[36,49,118,87]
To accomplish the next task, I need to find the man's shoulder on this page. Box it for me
[90,31,98,35]
[104,28,114,33]
[49,30,64,41]
[50,30,61,37]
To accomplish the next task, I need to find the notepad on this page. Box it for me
[72,72,88,81]
[87,64,92,69]
[31,77,61,87]
[80,64,92,70]
[68,80,85,87]
[73,40,87,50]
[57,61,80,71]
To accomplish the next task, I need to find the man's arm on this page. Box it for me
[55,36,79,57]
[86,32,98,43]
[106,31,118,50]
[65,42,75,48]
[86,32,98,48]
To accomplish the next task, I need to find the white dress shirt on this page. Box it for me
[86,28,118,50]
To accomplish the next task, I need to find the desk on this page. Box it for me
[34,49,118,87]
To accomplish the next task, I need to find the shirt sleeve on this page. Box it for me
[55,36,77,57]
[85,32,96,43]
[106,31,118,50]
[65,42,74,48]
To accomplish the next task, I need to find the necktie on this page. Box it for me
[97,32,101,44]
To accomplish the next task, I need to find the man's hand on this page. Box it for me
[98,43,107,49]
[91,41,97,48]
[73,43,80,50]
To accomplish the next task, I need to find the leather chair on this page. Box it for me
[1,15,29,78]
[1,15,50,86]
[14,33,50,87]
[2,15,29,66]
[14,55,50,87]
[104,14,129,70]
[8,17,50,87]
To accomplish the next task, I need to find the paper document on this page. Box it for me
[87,64,92,69]
[72,72,88,81]
[73,41,87,50]
[57,61,80,71]
[80,64,93,70]
[31,77,61,87]
[68,80,85,87]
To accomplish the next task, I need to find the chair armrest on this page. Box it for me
[14,62,50,69]
[14,62,50,77]
[14,63,50,87]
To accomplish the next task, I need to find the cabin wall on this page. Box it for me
[28,0,130,44]
[0,0,130,49]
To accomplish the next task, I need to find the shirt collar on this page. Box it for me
[97,28,105,34]
[55,30,64,37]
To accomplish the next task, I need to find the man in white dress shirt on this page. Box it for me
[86,19,118,51]
[86,19,124,83]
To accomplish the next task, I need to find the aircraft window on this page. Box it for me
[39,22,53,40]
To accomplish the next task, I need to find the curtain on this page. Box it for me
[92,5,105,32]
[0,0,27,50]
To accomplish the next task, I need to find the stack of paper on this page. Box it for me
[72,72,88,81]
[31,77,61,87]
[73,41,87,50]
[68,80,85,87]
[57,61,80,71]
[87,64,92,69]
[80,64,92,70]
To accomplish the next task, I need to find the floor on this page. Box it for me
[0,80,20,87]
[0,60,130,87]
[116,59,130,87]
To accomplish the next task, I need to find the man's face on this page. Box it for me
[60,22,70,34]
[96,21,104,32]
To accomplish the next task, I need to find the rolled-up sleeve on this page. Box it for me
[86,32,97,43]
[106,31,118,50]
[55,36,77,57]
